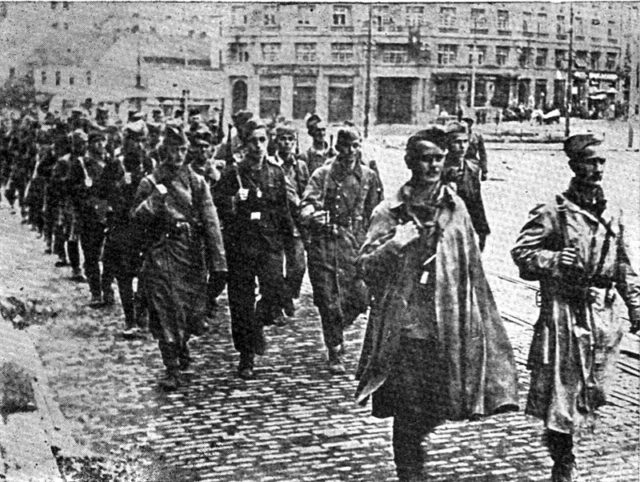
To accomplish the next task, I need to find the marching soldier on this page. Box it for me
[133,123,227,390]
[462,116,488,181]
[300,126,381,374]
[444,121,491,251]
[273,124,309,317]
[214,119,295,379]
[512,134,640,482]
[355,127,518,481]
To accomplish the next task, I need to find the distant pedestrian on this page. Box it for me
[300,115,334,175]
[134,123,227,390]
[512,134,640,482]
[461,116,488,181]
[356,127,518,481]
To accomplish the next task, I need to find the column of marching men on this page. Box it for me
[1,106,638,482]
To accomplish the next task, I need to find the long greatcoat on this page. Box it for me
[133,165,227,344]
[512,193,640,434]
[355,183,518,421]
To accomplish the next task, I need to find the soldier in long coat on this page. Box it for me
[355,127,518,481]
[512,134,640,482]
[300,126,382,374]
[133,123,227,390]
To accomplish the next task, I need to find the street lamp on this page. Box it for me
[564,3,574,137]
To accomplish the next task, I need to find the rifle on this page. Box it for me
[295,132,300,157]
[225,123,234,166]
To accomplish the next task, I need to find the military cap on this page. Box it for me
[243,119,267,136]
[406,127,448,154]
[275,124,297,139]
[461,116,475,126]
[96,106,109,114]
[70,128,88,143]
[444,121,468,135]
[88,129,106,143]
[314,120,327,131]
[232,110,254,127]
[128,110,145,122]
[563,133,603,162]
[306,114,322,132]
[188,125,213,144]
[336,126,361,146]
[163,122,188,146]
[124,119,148,139]
[192,137,211,148]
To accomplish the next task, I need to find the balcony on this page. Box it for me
[556,33,568,40]
[522,31,535,38]
[608,37,618,44]
[497,29,512,36]
[439,26,459,33]
[470,28,489,35]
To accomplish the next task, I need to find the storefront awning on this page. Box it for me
[573,71,587,80]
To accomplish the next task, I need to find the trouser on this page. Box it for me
[158,339,190,371]
[392,415,438,480]
[226,237,285,355]
[80,225,107,297]
[283,236,306,300]
[66,239,81,270]
[317,303,343,349]
[4,175,26,209]
[547,430,574,465]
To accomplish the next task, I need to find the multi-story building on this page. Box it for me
[210,2,638,125]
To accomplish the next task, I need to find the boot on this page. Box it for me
[159,368,180,391]
[178,342,192,371]
[551,455,577,482]
[547,430,576,482]
[238,352,254,379]
[328,345,346,375]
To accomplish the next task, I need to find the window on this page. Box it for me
[555,49,567,69]
[373,5,391,32]
[537,13,548,36]
[293,76,316,120]
[470,8,487,32]
[41,71,47,84]
[263,4,278,26]
[380,44,409,64]
[331,43,353,63]
[590,52,601,70]
[231,6,247,26]
[517,47,532,68]
[605,52,617,70]
[328,75,353,123]
[86,70,92,85]
[607,20,615,39]
[69,75,74,86]
[556,15,566,37]
[439,7,457,29]
[50,1,57,10]
[405,5,424,27]
[295,43,316,63]
[9,67,15,79]
[496,46,509,66]
[497,10,509,30]
[63,22,69,30]
[522,11,532,34]
[468,45,486,65]
[62,1,69,9]
[575,17,584,37]
[259,76,280,119]
[332,6,351,26]
[229,43,250,63]
[535,48,547,67]
[297,4,315,25]
[55,71,61,85]
[261,43,280,62]
[437,44,457,65]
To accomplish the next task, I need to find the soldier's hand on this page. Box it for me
[236,188,249,202]
[310,210,329,226]
[559,246,581,269]
[390,222,421,250]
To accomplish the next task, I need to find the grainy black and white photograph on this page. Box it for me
[0,1,638,480]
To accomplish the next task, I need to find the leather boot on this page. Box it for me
[238,352,255,379]
[158,341,181,390]
[547,430,576,482]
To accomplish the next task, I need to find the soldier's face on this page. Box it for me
[410,141,446,183]
[336,138,361,163]
[571,157,606,186]
[448,133,468,161]
[165,144,188,168]
[312,127,326,143]
[246,127,269,161]
[277,134,296,156]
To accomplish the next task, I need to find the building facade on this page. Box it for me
[211,2,638,125]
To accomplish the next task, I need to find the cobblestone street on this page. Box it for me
[1,129,639,481]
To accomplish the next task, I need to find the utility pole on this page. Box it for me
[564,2,574,138]
[470,17,477,109]
[363,3,373,139]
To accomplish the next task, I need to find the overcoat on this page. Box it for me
[133,165,226,344]
[512,193,640,433]
[355,183,518,421]
[301,158,382,326]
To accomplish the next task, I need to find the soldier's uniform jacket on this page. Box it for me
[214,156,295,252]
[512,193,640,433]
[444,157,490,237]
[300,142,332,175]
[465,131,488,176]
[67,151,111,226]
[300,157,382,325]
